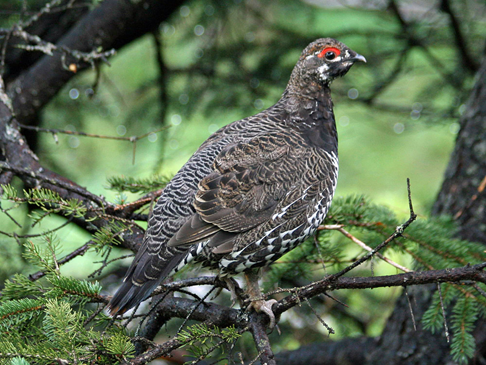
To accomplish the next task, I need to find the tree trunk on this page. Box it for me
[432,62,486,242]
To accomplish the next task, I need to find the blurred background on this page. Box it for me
[0,0,485,359]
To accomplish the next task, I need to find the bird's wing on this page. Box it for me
[167,133,306,248]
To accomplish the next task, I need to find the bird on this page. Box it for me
[108,38,366,326]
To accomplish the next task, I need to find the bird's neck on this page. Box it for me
[285,72,332,100]
[280,81,337,152]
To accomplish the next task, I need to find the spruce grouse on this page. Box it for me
[108,38,366,324]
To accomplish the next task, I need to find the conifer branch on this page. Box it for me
[0,162,108,208]
[129,263,485,364]
[147,264,486,325]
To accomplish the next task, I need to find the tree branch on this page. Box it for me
[440,0,479,74]
[144,264,486,328]
[2,0,90,83]
[124,337,184,365]
[8,0,187,125]
[248,312,276,365]
[273,262,486,316]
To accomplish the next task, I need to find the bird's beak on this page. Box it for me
[351,53,367,63]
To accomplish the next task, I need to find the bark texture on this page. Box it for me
[432,60,486,242]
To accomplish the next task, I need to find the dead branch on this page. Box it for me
[0,26,115,67]
[320,224,412,273]
[144,263,486,329]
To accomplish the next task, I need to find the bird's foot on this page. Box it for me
[248,299,278,329]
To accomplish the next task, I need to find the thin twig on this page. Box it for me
[0,217,72,239]
[437,283,450,343]
[1,26,115,68]
[151,30,169,171]
[0,202,23,228]
[19,0,63,28]
[334,226,412,273]
[17,122,169,165]
[152,276,230,296]
[29,241,93,281]
[404,288,417,331]
[472,283,486,299]
[246,349,265,365]
[83,304,106,327]
[440,0,478,73]
[16,122,169,143]
[388,0,461,88]
[313,230,327,273]
[176,287,215,335]
[304,297,335,335]
[186,338,227,365]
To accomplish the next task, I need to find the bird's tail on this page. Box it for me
[107,279,160,316]
[107,250,186,316]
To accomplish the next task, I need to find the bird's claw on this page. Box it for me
[248,299,278,329]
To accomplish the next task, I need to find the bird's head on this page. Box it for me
[294,38,366,87]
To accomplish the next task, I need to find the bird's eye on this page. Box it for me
[318,47,341,60]
[325,51,335,60]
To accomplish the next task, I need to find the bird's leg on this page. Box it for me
[224,277,242,307]
[211,276,244,307]
[244,270,278,329]
[218,276,243,307]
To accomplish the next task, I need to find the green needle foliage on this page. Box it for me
[106,175,169,194]
[92,220,132,252]
[0,235,133,365]
[177,323,241,362]
[450,296,477,363]
[1,184,93,228]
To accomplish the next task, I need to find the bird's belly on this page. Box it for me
[218,197,331,275]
